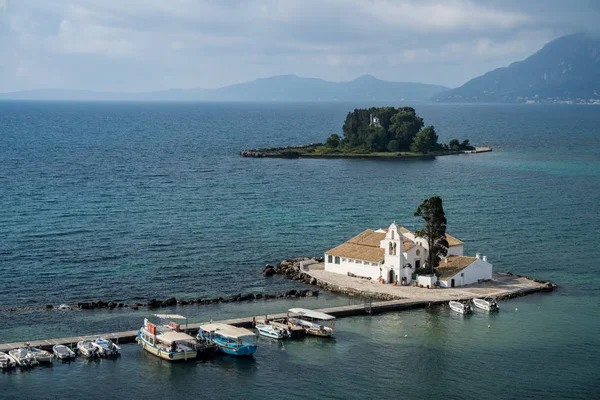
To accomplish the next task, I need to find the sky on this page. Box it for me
[0,0,599,92]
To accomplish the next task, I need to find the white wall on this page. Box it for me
[447,245,464,257]
[418,274,437,287]
[324,256,383,281]
[439,258,492,287]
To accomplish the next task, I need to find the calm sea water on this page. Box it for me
[1,101,599,398]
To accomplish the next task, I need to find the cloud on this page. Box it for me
[0,0,597,91]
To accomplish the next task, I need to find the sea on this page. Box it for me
[1,101,599,399]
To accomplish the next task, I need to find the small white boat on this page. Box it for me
[287,308,336,337]
[77,340,98,358]
[93,338,121,357]
[53,345,76,360]
[473,297,499,311]
[28,346,53,363]
[449,300,473,314]
[9,348,38,367]
[255,323,290,339]
[57,304,72,311]
[0,352,17,369]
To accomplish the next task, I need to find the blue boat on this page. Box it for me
[196,323,257,356]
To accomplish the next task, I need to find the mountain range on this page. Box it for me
[436,33,600,103]
[1,34,598,103]
[0,75,448,102]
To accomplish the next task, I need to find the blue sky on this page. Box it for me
[0,0,598,92]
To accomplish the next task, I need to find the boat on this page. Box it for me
[77,340,99,358]
[93,338,121,357]
[287,308,336,337]
[449,300,473,314]
[197,323,257,356]
[57,304,72,311]
[53,345,76,360]
[8,348,38,367]
[0,352,17,369]
[28,346,53,363]
[473,297,499,311]
[255,323,290,339]
[137,315,197,362]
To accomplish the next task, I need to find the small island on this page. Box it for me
[241,106,491,159]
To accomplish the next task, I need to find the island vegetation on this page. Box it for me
[240,106,486,159]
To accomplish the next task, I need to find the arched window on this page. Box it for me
[391,230,395,239]
[389,242,393,255]
[393,242,397,255]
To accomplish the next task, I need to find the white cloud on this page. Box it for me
[0,0,596,91]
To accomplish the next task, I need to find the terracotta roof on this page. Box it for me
[445,234,464,247]
[347,229,385,247]
[436,256,477,280]
[326,242,384,263]
[326,229,385,262]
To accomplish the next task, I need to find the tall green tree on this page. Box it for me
[325,133,340,148]
[410,126,439,154]
[414,196,449,274]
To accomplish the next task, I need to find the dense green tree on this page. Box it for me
[410,126,439,153]
[461,139,474,150]
[414,196,449,274]
[449,138,460,150]
[387,139,400,152]
[325,133,341,148]
[389,108,424,150]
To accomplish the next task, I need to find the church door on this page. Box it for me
[451,279,455,288]
[389,270,395,283]
[415,260,421,270]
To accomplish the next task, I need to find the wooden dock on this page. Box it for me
[0,276,554,353]
[0,300,431,352]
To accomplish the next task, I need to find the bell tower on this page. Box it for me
[380,222,404,283]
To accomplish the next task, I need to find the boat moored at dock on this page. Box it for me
[449,300,473,314]
[473,297,499,311]
[53,345,76,360]
[287,308,336,337]
[93,338,121,357]
[77,340,99,358]
[197,323,257,356]
[137,315,198,362]
[0,352,17,369]
[28,346,53,363]
[9,348,38,367]
[255,323,290,339]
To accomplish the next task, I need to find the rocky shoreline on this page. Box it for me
[0,288,319,314]
[241,145,492,159]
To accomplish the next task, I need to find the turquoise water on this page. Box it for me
[1,102,599,398]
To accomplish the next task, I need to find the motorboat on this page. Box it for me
[137,315,197,362]
[77,340,99,358]
[197,323,257,356]
[0,352,17,369]
[473,297,499,311]
[93,338,121,357]
[255,323,290,339]
[287,308,336,337]
[28,346,53,363]
[449,300,473,314]
[53,345,76,360]
[8,348,38,367]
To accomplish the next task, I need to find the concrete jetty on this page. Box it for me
[0,265,555,353]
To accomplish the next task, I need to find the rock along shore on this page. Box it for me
[0,289,319,314]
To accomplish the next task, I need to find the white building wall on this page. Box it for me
[324,256,383,281]
[447,245,464,256]
[439,258,493,287]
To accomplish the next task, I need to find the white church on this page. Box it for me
[324,222,492,288]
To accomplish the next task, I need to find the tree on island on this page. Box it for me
[414,196,449,275]
[410,126,439,154]
[326,133,341,148]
